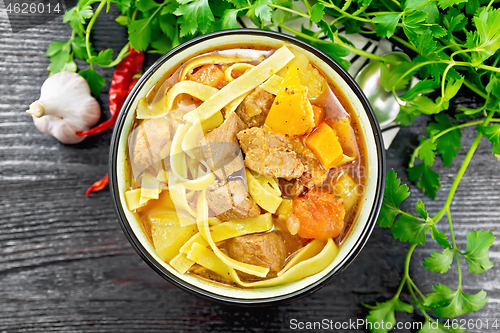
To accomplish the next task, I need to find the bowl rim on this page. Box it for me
[109,28,386,306]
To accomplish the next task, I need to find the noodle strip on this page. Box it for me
[224,63,255,82]
[180,54,265,81]
[196,190,270,278]
[137,81,219,119]
[184,46,295,124]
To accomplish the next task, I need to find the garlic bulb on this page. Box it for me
[27,72,101,144]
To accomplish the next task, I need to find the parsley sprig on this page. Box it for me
[46,0,499,330]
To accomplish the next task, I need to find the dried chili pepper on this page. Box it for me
[85,174,109,196]
[83,47,144,196]
[76,47,144,137]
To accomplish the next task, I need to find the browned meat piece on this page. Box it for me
[279,178,306,198]
[226,232,286,278]
[206,179,260,221]
[290,139,327,188]
[237,127,305,180]
[236,87,275,127]
[202,113,247,180]
[129,117,172,177]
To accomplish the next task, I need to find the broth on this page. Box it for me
[123,45,367,287]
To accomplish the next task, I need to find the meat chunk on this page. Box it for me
[202,113,247,180]
[226,232,286,278]
[188,64,226,89]
[290,139,327,188]
[206,179,260,221]
[129,117,172,177]
[279,178,306,198]
[237,127,305,180]
[236,87,275,127]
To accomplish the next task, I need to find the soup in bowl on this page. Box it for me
[110,29,385,304]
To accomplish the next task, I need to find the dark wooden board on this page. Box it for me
[0,7,499,332]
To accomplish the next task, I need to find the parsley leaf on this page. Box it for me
[174,0,215,36]
[408,163,441,199]
[423,248,454,273]
[399,79,439,101]
[136,0,160,12]
[72,35,94,61]
[426,114,462,166]
[372,13,402,38]
[391,214,429,245]
[431,226,452,248]
[88,48,113,66]
[444,76,464,101]
[46,41,77,75]
[247,0,273,22]
[470,8,500,63]
[461,230,495,273]
[377,170,411,228]
[364,299,414,333]
[221,8,241,29]
[477,124,500,155]
[402,11,427,40]
[380,60,415,91]
[128,18,152,51]
[417,137,437,166]
[437,0,467,10]
[310,3,325,23]
[78,68,105,96]
[486,73,500,97]
[425,285,489,318]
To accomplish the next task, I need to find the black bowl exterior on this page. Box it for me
[109,29,386,306]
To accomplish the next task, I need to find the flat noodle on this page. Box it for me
[205,214,273,243]
[170,253,195,274]
[124,188,147,211]
[170,123,215,191]
[140,173,160,200]
[224,63,255,82]
[277,239,326,276]
[184,46,295,124]
[336,154,356,166]
[137,81,219,119]
[228,238,339,287]
[180,54,265,81]
[180,233,208,255]
[196,190,270,278]
[187,242,233,279]
[245,170,282,214]
[260,75,283,95]
[167,180,197,221]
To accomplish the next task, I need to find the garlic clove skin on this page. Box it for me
[28,72,101,144]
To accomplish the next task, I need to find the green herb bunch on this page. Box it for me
[47,0,499,331]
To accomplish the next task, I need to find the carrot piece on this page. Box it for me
[305,122,343,170]
[264,66,313,138]
[293,190,345,239]
[312,105,324,127]
[188,64,225,88]
[327,117,357,158]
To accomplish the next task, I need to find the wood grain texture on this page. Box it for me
[0,6,499,332]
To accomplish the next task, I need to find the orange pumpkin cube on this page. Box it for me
[264,66,313,138]
[305,122,343,170]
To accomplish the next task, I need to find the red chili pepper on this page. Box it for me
[83,47,144,196]
[85,174,109,196]
[128,78,139,94]
[76,47,144,137]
